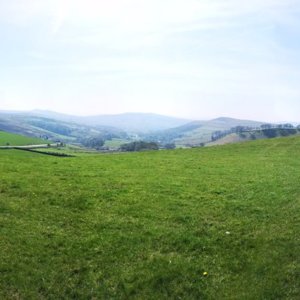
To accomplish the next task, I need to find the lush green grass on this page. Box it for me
[0,131,45,146]
[0,136,299,299]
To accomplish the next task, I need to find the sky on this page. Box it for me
[0,0,300,122]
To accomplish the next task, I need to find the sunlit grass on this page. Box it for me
[0,136,299,299]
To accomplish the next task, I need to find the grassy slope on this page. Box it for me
[0,131,45,146]
[207,131,300,147]
[175,118,263,146]
[0,136,299,299]
[0,114,126,144]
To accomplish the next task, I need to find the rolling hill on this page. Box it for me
[176,117,264,145]
[0,112,128,145]
[207,127,300,146]
[1,110,298,149]
[0,110,190,147]
[144,117,264,146]
[28,110,190,133]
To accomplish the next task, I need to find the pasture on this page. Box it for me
[0,136,299,299]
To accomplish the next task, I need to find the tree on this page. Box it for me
[262,129,277,138]
[120,141,159,152]
[81,137,105,149]
[283,123,294,129]
[261,124,273,129]
[163,143,176,149]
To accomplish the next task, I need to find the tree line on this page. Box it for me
[211,123,300,142]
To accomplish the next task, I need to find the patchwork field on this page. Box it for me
[0,136,299,299]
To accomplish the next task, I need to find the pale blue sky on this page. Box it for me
[0,0,299,121]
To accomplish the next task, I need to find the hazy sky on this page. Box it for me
[0,0,300,121]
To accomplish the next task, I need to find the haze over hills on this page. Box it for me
[0,109,299,148]
[175,117,266,146]
[0,111,128,144]
[143,117,265,146]
[0,110,190,146]
[27,110,190,133]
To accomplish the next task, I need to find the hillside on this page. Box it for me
[0,131,45,146]
[0,136,299,299]
[80,112,189,132]
[23,110,190,133]
[0,112,127,145]
[207,128,300,146]
[0,110,189,146]
[144,117,264,146]
[175,117,264,146]
[1,110,298,149]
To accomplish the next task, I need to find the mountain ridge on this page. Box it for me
[1,109,298,148]
[0,110,191,133]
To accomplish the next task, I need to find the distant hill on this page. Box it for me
[1,110,297,148]
[143,117,264,146]
[0,131,45,146]
[28,110,190,133]
[175,117,264,146]
[0,112,127,144]
[206,127,300,146]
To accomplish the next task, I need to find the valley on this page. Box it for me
[1,110,299,151]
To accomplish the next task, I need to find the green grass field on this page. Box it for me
[0,131,45,146]
[0,136,299,299]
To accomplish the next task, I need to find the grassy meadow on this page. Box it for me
[0,136,299,299]
[0,131,45,146]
